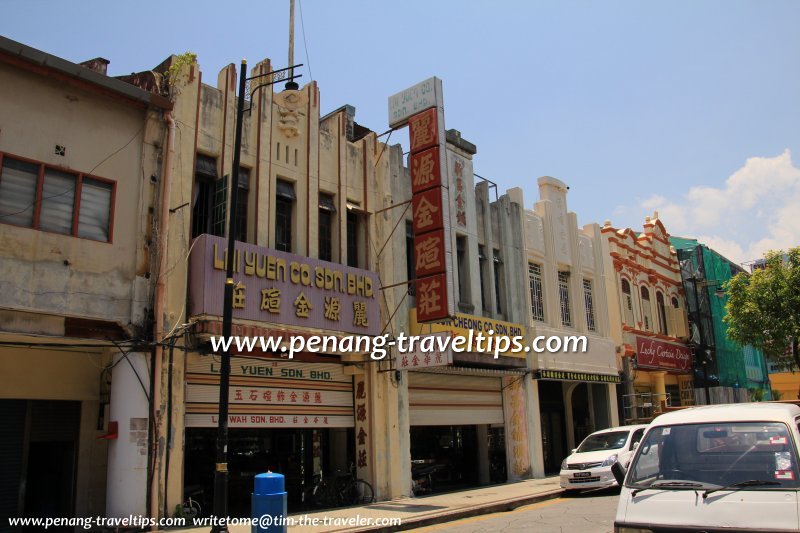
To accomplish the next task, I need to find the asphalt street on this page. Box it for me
[408,488,619,533]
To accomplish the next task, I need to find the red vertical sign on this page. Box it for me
[409,107,452,322]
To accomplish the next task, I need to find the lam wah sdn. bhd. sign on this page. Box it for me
[635,336,693,372]
[188,234,380,336]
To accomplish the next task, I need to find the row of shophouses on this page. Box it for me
[0,36,773,524]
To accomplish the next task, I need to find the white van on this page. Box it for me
[613,403,800,533]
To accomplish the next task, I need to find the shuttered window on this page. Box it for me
[0,157,38,226]
[78,178,113,241]
[0,153,115,242]
[40,169,76,235]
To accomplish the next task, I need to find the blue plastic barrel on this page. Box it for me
[251,472,287,533]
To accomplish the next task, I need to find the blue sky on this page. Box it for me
[3,1,799,264]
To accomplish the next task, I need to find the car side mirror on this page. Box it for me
[570,448,577,454]
[633,441,639,450]
[611,461,626,485]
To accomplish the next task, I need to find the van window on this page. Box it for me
[629,428,645,450]
[628,422,800,490]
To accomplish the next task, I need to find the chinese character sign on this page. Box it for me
[188,235,380,335]
[402,86,455,324]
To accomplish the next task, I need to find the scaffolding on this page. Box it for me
[672,237,772,399]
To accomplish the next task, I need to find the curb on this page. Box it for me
[340,487,565,532]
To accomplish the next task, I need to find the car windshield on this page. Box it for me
[576,431,629,452]
[627,422,800,490]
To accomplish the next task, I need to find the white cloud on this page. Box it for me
[632,150,800,265]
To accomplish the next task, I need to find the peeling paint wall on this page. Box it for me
[0,62,162,329]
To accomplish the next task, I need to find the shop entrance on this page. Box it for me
[537,380,567,474]
[410,425,507,493]
[184,427,353,516]
[0,400,80,532]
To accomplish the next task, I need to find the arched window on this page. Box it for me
[641,286,653,331]
[621,279,634,325]
[671,296,679,308]
[656,292,668,335]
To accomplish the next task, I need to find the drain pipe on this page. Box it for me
[150,110,175,525]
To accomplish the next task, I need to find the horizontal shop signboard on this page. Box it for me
[408,308,526,359]
[535,369,621,383]
[188,234,380,335]
[635,336,693,372]
[396,332,453,370]
[185,414,354,429]
[185,354,354,429]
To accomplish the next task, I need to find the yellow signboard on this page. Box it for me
[408,309,526,359]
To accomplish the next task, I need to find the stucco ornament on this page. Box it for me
[274,89,308,138]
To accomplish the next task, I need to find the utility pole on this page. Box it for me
[211,58,247,533]
[286,0,299,91]
[209,50,303,532]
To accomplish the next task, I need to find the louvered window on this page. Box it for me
[0,153,114,242]
[78,178,113,241]
[0,157,38,226]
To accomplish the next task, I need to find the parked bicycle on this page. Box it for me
[303,464,374,508]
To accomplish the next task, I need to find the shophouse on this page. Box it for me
[519,177,620,474]
[671,237,772,403]
[149,57,408,517]
[599,214,694,424]
[0,36,170,522]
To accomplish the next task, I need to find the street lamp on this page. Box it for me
[211,60,302,533]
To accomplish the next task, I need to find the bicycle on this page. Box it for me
[304,465,374,508]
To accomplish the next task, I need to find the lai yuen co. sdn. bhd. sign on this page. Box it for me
[188,234,381,336]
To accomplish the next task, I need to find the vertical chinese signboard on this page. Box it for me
[388,77,455,323]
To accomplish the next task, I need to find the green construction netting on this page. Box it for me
[671,237,771,396]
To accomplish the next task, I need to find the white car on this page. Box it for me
[559,424,648,491]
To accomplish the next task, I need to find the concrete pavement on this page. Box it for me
[168,477,563,533]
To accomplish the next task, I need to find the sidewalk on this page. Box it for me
[171,477,563,533]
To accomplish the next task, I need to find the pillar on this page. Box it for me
[651,371,667,411]
[106,352,150,518]
[477,424,490,484]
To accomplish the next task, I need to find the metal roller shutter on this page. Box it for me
[409,372,504,426]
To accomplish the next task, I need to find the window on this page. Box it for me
[583,279,597,332]
[275,179,295,252]
[347,210,359,268]
[641,286,652,331]
[406,221,415,296]
[493,250,503,315]
[671,296,680,309]
[558,271,572,327]
[456,236,469,306]
[621,279,634,325]
[479,245,488,311]
[656,291,668,335]
[235,167,250,243]
[629,428,645,450]
[318,193,336,262]
[0,153,115,242]
[346,208,366,269]
[40,169,75,234]
[528,263,545,322]
[191,154,219,238]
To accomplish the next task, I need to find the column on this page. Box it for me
[106,352,150,518]
[651,371,667,412]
